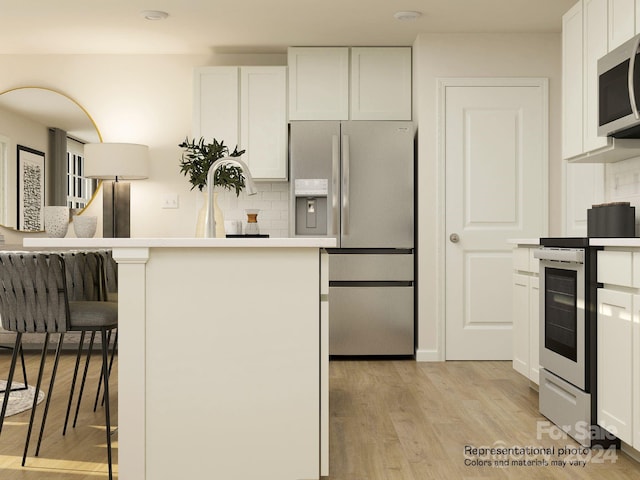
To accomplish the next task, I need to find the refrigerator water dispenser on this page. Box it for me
[294,179,328,235]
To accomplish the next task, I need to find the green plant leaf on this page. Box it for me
[178,137,247,195]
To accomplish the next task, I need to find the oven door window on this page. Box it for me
[545,267,577,362]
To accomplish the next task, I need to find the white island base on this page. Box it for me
[23,238,333,480]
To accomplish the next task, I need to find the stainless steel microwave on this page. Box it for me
[598,33,640,138]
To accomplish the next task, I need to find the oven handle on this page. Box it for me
[533,248,584,263]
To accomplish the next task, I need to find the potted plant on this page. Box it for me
[178,137,247,195]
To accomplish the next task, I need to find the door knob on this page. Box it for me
[449,233,460,243]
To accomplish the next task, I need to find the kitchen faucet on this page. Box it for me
[205,157,258,238]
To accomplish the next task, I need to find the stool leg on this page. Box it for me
[94,329,118,411]
[72,331,96,429]
[0,333,23,436]
[22,333,50,466]
[19,343,28,388]
[63,331,86,435]
[35,333,65,457]
[101,330,113,480]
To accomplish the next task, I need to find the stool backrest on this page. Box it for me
[0,253,68,333]
[60,251,105,302]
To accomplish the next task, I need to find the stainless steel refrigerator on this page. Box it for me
[289,121,415,356]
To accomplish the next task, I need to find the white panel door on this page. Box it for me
[443,79,547,360]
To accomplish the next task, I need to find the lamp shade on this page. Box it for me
[84,143,149,180]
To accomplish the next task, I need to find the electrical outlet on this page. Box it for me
[161,193,179,209]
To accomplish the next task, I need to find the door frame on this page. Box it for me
[435,77,549,360]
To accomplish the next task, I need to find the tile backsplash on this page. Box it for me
[605,156,640,234]
[214,181,290,238]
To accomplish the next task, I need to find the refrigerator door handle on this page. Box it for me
[331,135,340,235]
[342,134,350,235]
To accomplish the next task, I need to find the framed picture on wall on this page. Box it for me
[17,145,45,231]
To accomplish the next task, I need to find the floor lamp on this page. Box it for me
[84,143,150,238]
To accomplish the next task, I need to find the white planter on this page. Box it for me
[73,215,97,238]
[43,206,69,238]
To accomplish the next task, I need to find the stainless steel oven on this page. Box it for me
[534,238,617,448]
[537,248,586,389]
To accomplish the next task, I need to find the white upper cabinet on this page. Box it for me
[240,67,288,179]
[584,0,609,153]
[288,47,349,120]
[350,47,412,120]
[563,0,640,163]
[562,1,584,159]
[193,66,288,180]
[193,67,239,149]
[609,0,636,50]
[288,46,412,121]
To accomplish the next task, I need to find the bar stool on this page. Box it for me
[0,251,117,480]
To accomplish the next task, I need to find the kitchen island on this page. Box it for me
[23,237,335,480]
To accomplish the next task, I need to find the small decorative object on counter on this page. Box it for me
[224,220,242,235]
[43,206,69,238]
[245,209,260,235]
[73,215,98,238]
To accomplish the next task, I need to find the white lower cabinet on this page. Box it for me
[512,245,540,384]
[597,248,640,452]
[597,288,633,444]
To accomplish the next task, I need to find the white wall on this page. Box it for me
[0,52,287,244]
[0,104,49,229]
[413,33,562,361]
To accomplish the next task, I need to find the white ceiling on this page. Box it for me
[0,0,577,55]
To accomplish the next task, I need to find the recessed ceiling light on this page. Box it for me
[140,10,169,21]
[393,11,422,21]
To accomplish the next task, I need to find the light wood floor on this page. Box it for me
[0,348,117,479]
[328,360,640,479]
[3,354,640,479]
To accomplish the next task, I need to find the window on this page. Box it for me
[67,138,94,209]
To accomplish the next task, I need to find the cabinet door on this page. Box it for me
[512,273,530,378]
[193,67,239,147]
[562,1,584,159]
[240,67,287,180]
[634,295,640,450]
[350,47,412,120]
[598,288,633,444]
[609,0,636,50]
[529,276,540,384]
[584,0,609,152]
[288,47,349,120]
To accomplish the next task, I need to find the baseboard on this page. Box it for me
[415,348,444,362]
[621,442,640,463]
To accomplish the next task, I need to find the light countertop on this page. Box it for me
[589,238,640,247]
[507,238,540,246]
[23,237,337,249]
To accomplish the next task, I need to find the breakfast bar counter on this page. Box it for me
[23,237,335,480]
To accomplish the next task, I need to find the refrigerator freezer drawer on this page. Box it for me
[329,253,413,281]
[329,285,414,355]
